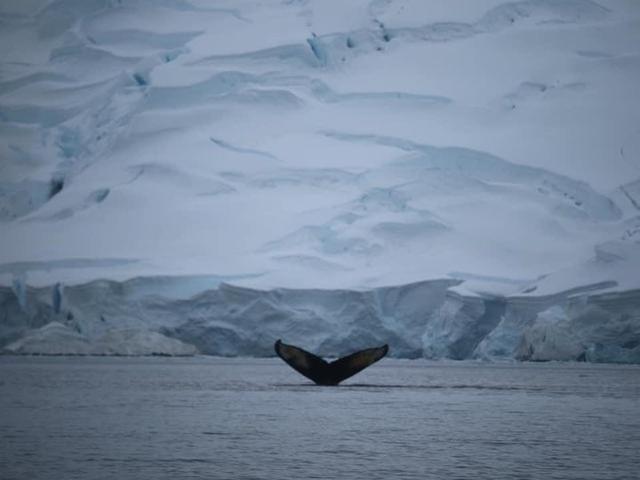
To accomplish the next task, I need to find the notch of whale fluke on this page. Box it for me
[274,339,389,385]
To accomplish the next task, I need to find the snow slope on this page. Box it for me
[1,0,639,359]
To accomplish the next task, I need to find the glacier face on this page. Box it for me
[1,278,638,362]
[1,0,640,359]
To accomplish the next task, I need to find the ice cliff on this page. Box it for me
[1,278,638,362]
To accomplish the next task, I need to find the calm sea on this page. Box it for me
[1,356,639,479]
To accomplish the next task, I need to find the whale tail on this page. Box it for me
[274,339,388,385]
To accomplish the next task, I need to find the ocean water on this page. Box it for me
[0,356,639,480]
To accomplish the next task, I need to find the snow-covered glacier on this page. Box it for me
[1,0,639,360]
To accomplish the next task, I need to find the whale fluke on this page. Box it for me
[274,339,389,385]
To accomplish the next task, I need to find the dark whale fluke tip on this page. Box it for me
[274,339,389,385]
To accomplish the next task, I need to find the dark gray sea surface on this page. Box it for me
[1,357,639,480]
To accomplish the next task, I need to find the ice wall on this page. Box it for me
[1,277,638,362]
